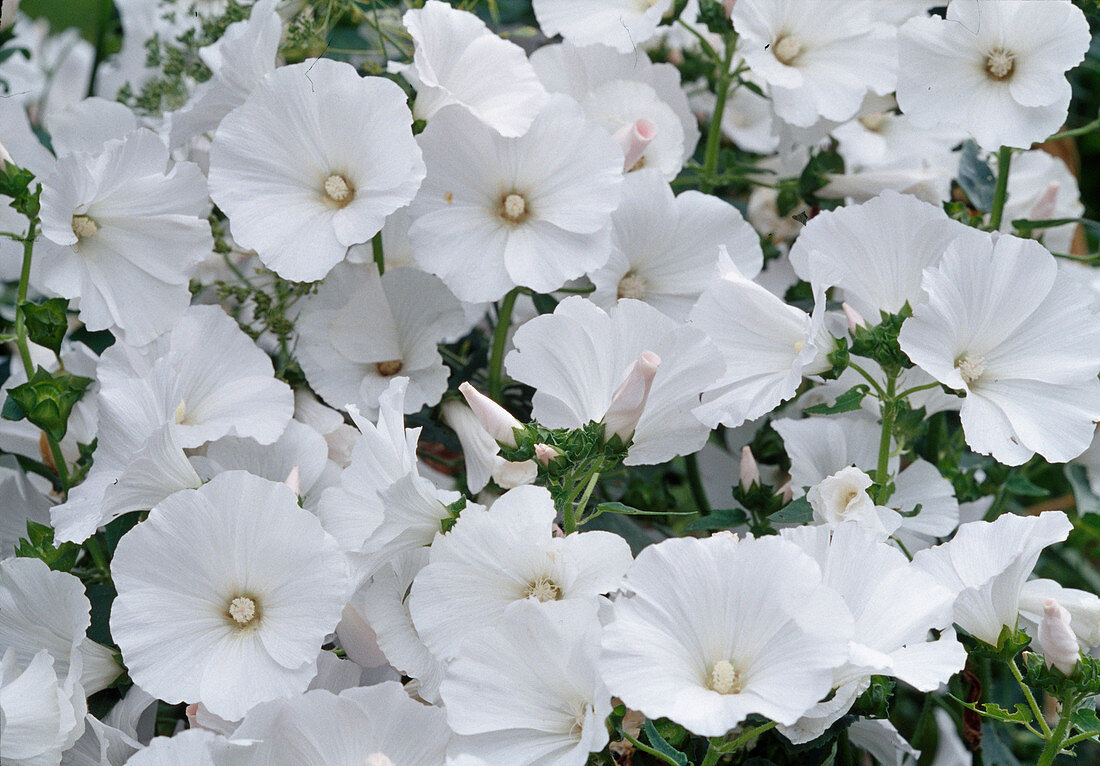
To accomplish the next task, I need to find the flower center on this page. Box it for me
[227,595,259,627]
[173,399,188,425]
[955,353,986,386]
[617,271,647,299]
[569,701,592,740]
[72,215,98,239]
[773,35,802,65]
[858,112,888,132]
[375,359,404,376]
[364,754,394,766]
[500,193,529,223]
[709,660,743,695]
[525,575,562,603]
[985,49,1016,80]
[323,174,354,206]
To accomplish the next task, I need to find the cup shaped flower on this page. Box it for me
[787,190,987,322]
[399,1,547,137]
[295,262,466,419]
[208,59,426,282]
[0,647,85,766]
[600,534,853,736]
[125,729,241,766]
[408,95,623,302]
[898,232,1100,465]
[36,128,212,345]
[232,684,451,765]
[731,0,897,128]
[532,0,673,54]
[1001,149,1084,256]
[442,599,612,766]
[897,0,1091,151]
[911,511,1072,646]
[807,467,902,540]
[588,169,762,321]
[109,471,351,720]
[689,263,833,429]
[506,296,723,464]
[408,485,633,663]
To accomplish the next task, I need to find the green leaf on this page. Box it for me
[769,496,813,524]
[802,384,870,416]
[530,291,559,316]
[686,507,749,531]
[643,720,690,766]
[15,520,79,571]
[20,298,70,353]
[1071,707,1100,737]
[697,0,734,35]
[1003,472,1050,499]
[2,366,92,442]
[957,140,995,211]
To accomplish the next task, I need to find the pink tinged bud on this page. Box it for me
[1029,182,1061,222]
[613,118,658,172]
[283,465,301,496]
[458,382,523,448]
[1038,599,1079,675]
[739,446,759,490]
[185,704,200,729]
[841,302,865,333]
[534,443,562,466]
[603,351,661,443]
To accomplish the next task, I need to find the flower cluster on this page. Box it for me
[2,1,1100,765]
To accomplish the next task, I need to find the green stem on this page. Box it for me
[1047,114,1100,141]
[1008,658,1052,737]
[371,232,385,275]
[84,535,111,580]
[873,372,897,505]
[895,381,941,400]
[701,738,723,766]
[619,730,684,766]
[1036,695,1074,766]
[570,469,601,533]
[701,35,737,190]
[685,453,712,514]
[846,360,887,400]
[988,145,1013,231]
[487,287,520,402]
[717,721,780,755]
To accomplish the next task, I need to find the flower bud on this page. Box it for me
[613,119,657,173]
[841,302,866,333]
[0,140,12,166]
[1038,599,1079,675]
[603,351,660,443]
[458,381,522,448]
[739,446,759,490]
[492,459,538,489]
[534,443,562,466]
[283,465,301,497]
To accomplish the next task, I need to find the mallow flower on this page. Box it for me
[506,296,722,464]
[109,471,351,720]
[208,58,426,282]
[36,128,213,345]
[408,95,624,302]
[807,467,903,540]
[531,0,673,54]
[896,0,1091,151]
[0,647,85,766]
[899,232,1100,465]
[600,534,853,736]
[1019,578,1100,652]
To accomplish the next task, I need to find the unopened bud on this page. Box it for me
[458,382,522,448]
[534,443,562,466]
[492,459,538,489]
[613,119,657,173]
[1029,182,1060,223]
[0,140,12,165]
[1038,599,1079,675]
[739,446,759,490]
[283,465,301,497]
[841,302,865,333]
[603,351,660,442]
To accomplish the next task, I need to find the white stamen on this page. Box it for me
[376,359,403,376]
[173,399,187,425]
[323,174,353,204]
[72,215,98,239]
[228,596,257,626]
[709,660,743,695]
[526,575,562,603]
[985,49,1016,80]
[956,354,986,386]
[774,35,802,65]
[617,271,648,300]
[502,193,527,222]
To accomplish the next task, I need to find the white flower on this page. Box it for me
[506,296,722,464]
[1019,578,1100,652]
[408,485,632,662]
[899,232,1100,465]
[600,534,852,736]
[0,460,51,560]
[832,98,966,171]
[807,467,902,540]
[0,17,93,124]
[788,190,986,321]
[896,0,1091,151]
[45,96,138,157]
[232,684,451,765]
[166,0,282,148]
[208,59,425,281]
[1037,599,1079,675]
[295,262,466,418]
[442,600,611,766]
[532,0,673,54]
[912,511,1072,646]
[408,95,623,302]
[1001,149,1084,256]
[441,399,505,494]
[731,0,897,127]
[588,169,762,321]
[0,648,85,766]
[125,729,239,766]
[689,265,832,428]
[398,0,547,137]
[109,471,351,720]
[36,128,213,345]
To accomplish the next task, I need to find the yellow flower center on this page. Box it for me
[323,174,354,206]
[774,35,803,66]
[227,595,259,627]
[709,660,743,695]
[525,575,562,603]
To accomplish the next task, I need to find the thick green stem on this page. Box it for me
[988,145,1012,231]
[488,287,520,402]
[570,469,601,533]
[1008,659,1052,737]
[701,36,738,190]
[873,373,897,505]
[1036,695,1074,766]
[685,452,712,514]
[701,738,723,766]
